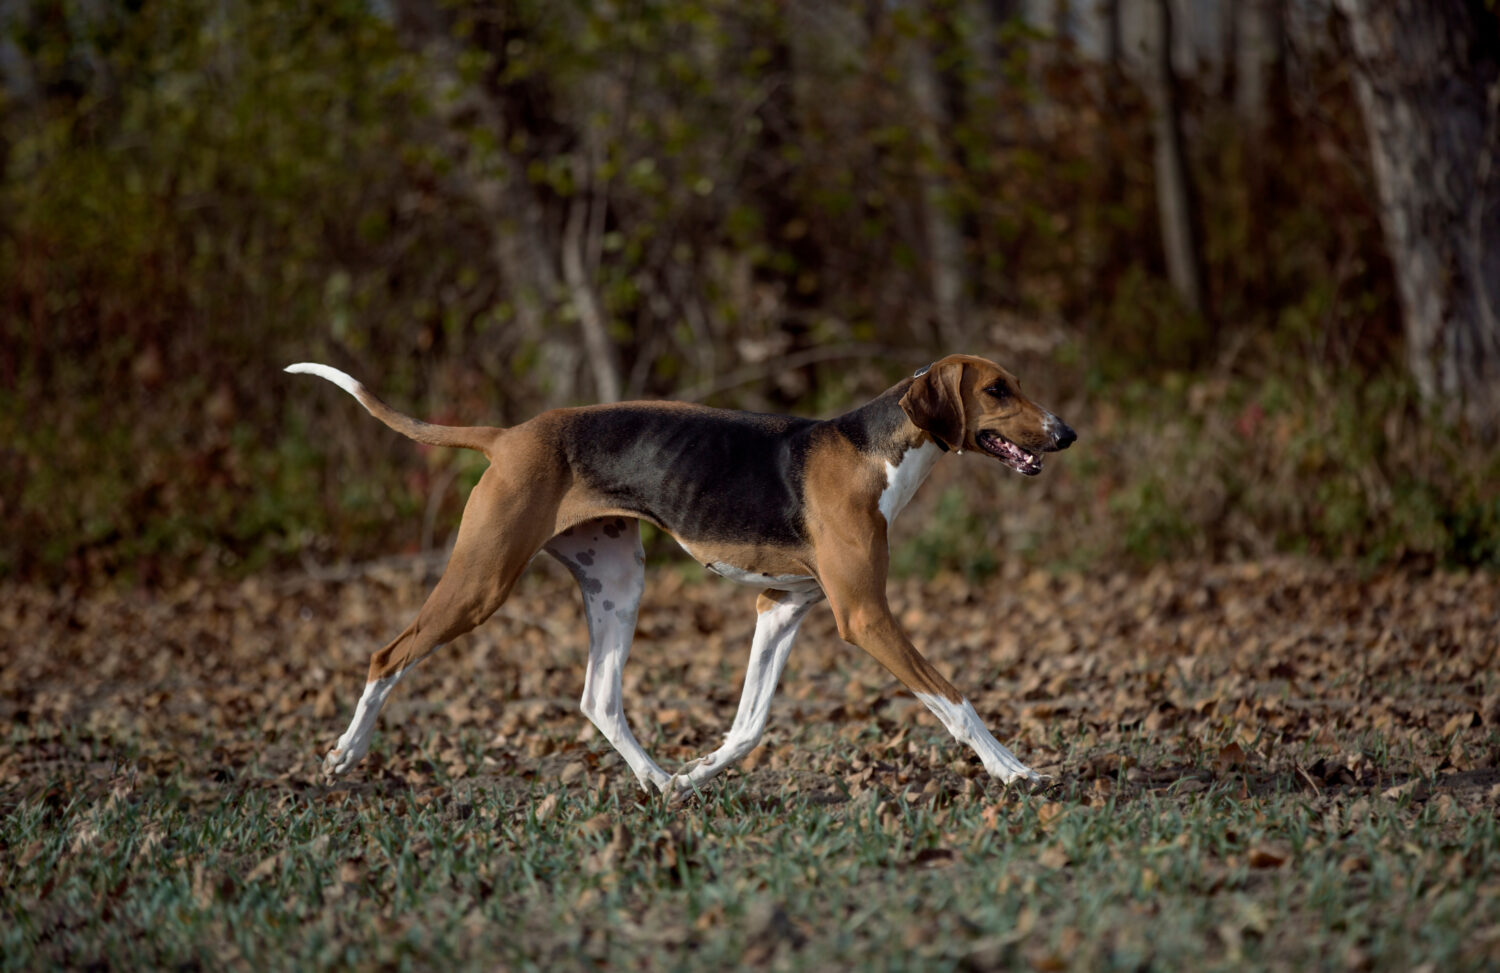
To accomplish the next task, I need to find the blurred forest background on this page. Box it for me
[2,0,1497,587]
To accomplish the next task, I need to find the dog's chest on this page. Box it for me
[878,441,942,526]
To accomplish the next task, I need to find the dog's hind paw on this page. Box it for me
[322,746,364,778]
[625,768,672,799]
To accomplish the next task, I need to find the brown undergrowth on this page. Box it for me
[5,557,1497,812]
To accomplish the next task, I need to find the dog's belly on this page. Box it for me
[670,537,818,592]
[705,560,819,592]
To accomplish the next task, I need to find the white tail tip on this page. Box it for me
[285,362,363,399]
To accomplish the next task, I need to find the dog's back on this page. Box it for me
[558,403,819,546]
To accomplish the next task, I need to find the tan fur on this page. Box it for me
[800,429,966,702]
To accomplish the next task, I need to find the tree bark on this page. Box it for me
[908,32,969,349]
[1336,0,1500,438]
[1233,0,1283,129]
[1145,0,1207,318]
[562,153,622,403]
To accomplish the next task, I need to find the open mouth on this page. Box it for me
[977,430,1043,476]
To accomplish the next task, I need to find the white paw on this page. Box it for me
[661,774,700,803]
[636,767,672,794]
[997,767,1055,792]
[985,761,1045,785]
[658,765,713,801]
[322,746,365,777]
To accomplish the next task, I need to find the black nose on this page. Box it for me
[1055,422,1076,450]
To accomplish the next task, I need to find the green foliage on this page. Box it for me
[1,0,491,580]
[0,0,1493,583]
[891,487,1000,582]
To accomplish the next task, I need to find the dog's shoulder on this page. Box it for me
[825,381,917,464]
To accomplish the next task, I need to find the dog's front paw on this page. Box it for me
[996,766,1058,795]
[660,754,719,798]
[983,760,1047,786]
[661,774,700,804]
[659,766,713,803]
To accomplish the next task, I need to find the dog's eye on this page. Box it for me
[986,383,1011,400]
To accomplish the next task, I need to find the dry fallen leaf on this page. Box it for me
[245,854,282,883]
[533,792,560,823]
[1037,844,1070,869]
[1441,711,1480,736]
[1381,778,1431,802]
[1215,742,1248,773]
[1247,845,1288,869]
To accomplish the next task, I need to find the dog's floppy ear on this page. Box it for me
[900,359,968,450]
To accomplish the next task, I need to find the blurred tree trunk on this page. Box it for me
[561,150,622,403]
[1336,0,1500,438]
[1231,0,1283,129]
[392,0,619,404]
[1231,0,1286,310]
[1096,0,1129,289]
[1140,0,1206,318]
[908,18,969,349]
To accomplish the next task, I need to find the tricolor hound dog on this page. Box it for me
[287,354,1075,793]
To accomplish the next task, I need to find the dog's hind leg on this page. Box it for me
[546,518,671,793]
[667,586,823,793]
[324,466,556,777]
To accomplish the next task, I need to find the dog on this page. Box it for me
[287,354,1075,793]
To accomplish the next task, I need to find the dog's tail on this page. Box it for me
[286,362,502,457]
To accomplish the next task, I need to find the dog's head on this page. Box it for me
[899,355,1076,475]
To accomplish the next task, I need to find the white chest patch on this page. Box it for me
[878,440,943,526]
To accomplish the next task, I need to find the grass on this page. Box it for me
[6,719,1500,971]
[4,562,1499,970]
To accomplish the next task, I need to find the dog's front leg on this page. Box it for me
[325,669,410,775]
[819,536,1040,784]
[839,597,1039,783]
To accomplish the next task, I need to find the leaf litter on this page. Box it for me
[3,555,1499,968]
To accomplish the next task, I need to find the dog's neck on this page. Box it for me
[831,381,940,461]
